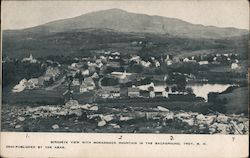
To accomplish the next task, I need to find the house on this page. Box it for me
[111,52,120,56]
[12,79,27,93]
[106,61,120,68]
[155,61,161,67]
[110,87,120,98]
[140,60,151,67]
[79,83,88,93]
[104,51,111,55]
[149,91,155,98]
[101,87,120,98]
[165,55,170,60]
[173,56,180,63]
[111,71,132,79]
[166,60,173,66]
[128,87,140,98]
[83,77,95,90]
[26,78,39,89]
[72,78,80,86]
[88,62,98,67]
[139,90,150,98]
[183,58,190,62]
[198,61,209,65]
[130,56,141,64]
[155,91,163,97]
[231,63,240,70]
[154,86,167,98]
[72,62,84,69]
[91,72,99,79]
[82,69,90,76]
[45,66,60,80]
[22,54,37,63]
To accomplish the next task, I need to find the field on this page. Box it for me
[217,87,248,114]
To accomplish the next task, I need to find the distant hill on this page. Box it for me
[4,8,248,39]
[2,9,249,58]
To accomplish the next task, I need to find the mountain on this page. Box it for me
[2,9,249,58]
[6,8,248,39]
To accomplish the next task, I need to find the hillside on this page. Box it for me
[5,9,248,39]
[2,9,249,58]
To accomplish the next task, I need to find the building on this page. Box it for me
[106,61,120,68]
[91,72,99,79]
[83,77,95,90]
[12,79,27,93]
[82,69,90,76]
[139,90,150,98]
[231,63,240,70]
[130,56,140,63]
[140,60,151,67]
[79,83,88,93]
[166,60,173,65]
[26,78,39,89]
[198,61,209,65]
[72,78,80,86]
[154,86,167,98]
[111,71,132,79]
[22,54,37,63]
[173,56,180,63]
[183,58,190,62]
[45,66,60,80]
[155,61,161,67]
[101,87,121,98]
[110,87,120,98]
[128,87,140,98]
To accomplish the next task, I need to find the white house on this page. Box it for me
[82,69,90,76]
[183,58,190,62]
[166,60,173,66]
[231,63,240,69]
[80,83,88,93]
[26,78,39,89]
[155,61,161,67]
[12,79,27,92]
[111,71,132,79]
[198,61,209,65]
[72,78,80,86]
[140,60,151,67]
[22,54,37,63]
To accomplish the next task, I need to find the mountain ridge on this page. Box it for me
[4,8,248,39]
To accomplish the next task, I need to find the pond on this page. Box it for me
[137,82,232,101]
[186,84,232,101]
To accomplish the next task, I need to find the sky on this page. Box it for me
[1,0,249,30]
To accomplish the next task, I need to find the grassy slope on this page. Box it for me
[217,87,248,114]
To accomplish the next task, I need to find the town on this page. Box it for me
[2,48,248,134]
[8,50,246,101]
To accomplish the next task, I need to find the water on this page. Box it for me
[138,82,232,101]
[186,84,232,101]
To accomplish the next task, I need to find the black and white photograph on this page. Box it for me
[1,0,249,136]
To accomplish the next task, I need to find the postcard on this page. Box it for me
[1,0,249,157]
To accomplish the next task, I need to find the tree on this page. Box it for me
[186,87,193,94]
[131,64,144,73]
